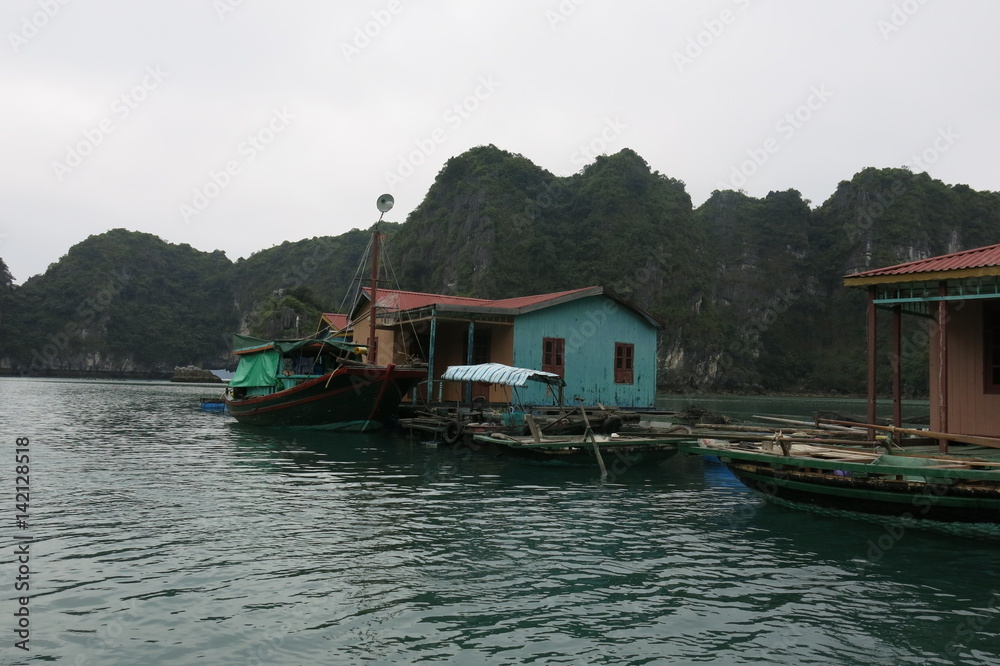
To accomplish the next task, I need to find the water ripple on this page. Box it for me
[2,378,1000,664]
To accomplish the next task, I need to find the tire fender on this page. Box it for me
[442,420,463,444]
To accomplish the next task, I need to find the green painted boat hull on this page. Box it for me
[686,443,1000,524]
[225,365,424,431]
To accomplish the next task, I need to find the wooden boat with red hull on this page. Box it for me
[224,193,425,431]
[225,357,424,430]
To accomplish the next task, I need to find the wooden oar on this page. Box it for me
[753,415,865,432]
[757,442,1000,468]
[700,422,869,439]
[819,419,1000,450]
[693,430,879,448]
[694,423,778,433]
[576,403,607,479]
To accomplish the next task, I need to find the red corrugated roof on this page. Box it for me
[362,288,494,312]
[361,286,600,313]
[488,287,597,310]
[846,243,1000,280]
[320,313,350,330]
[356,285,664,329]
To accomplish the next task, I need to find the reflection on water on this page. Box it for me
[0,378,996,665]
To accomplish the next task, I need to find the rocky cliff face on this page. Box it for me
[3,150,998,393]
[2,229,237,375]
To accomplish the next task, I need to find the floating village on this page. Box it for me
[207,195,1000,529]
[12,5,1000,661]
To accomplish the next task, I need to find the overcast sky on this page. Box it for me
[2,0,998,283]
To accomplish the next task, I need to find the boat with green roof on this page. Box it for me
[223,333,424,430]
[223,194,425,430]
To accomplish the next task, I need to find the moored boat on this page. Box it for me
[223,194,426,431]
[223,336,424,430]
[471,406,683,473]
[474,430,680,468]
[399,362,632,443]
[684,438,1000,523]
[683,244,1000,525]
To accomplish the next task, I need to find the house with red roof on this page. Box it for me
[321,285,665,408]
[318,313,350,334]
[844,243,1000,448]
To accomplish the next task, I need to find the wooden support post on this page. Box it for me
[590,438,608,480]
[937,282,949,453]
[465,321,475,404]
[428,313,437,403]
[892,306,902,428]
[867,287,878,441]
[577,402,607,479]
[525,414,542,443]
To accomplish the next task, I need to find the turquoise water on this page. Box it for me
[2,378,999,665]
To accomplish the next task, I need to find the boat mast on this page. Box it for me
[369,194,394,362]
[368,223,379,356]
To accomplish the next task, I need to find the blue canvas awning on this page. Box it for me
[441,363,565,387]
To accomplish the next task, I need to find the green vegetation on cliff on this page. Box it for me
[2,146,997,392]
[4,230,235,371]
[0,258,15,362]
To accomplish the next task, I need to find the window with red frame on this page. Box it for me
[614,343,634,384]
[542,337,565,377]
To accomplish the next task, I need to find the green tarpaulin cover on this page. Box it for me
[229,349,280,388]
[228,334,360,388]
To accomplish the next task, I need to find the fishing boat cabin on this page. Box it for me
[844,243,1000,449]
[320,286,665,408]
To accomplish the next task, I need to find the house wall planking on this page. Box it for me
[511,295,658,408]
[931,300,1000,437]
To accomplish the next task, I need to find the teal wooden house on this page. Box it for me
[325,286,665,408]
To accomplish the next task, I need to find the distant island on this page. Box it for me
[1,145,997,395]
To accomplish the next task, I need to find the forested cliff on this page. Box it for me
[2,145,998,393]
